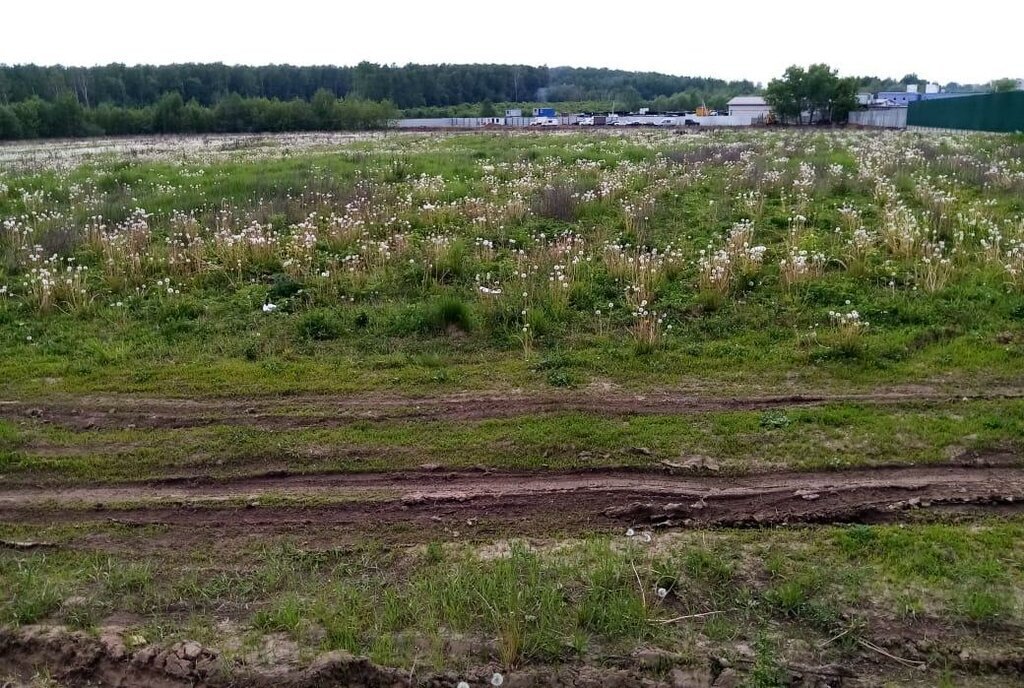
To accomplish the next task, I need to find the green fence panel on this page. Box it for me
[908,91,1024,133]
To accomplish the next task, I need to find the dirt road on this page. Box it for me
[3,464,1021,542]
[2,385,1020,430]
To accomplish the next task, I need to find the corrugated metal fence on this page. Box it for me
[848,108,907,129]
[907,92,1024,133]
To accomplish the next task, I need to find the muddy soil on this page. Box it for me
[2,465,1022,543]
[3,385,1021,430]
[3,623,1019,688]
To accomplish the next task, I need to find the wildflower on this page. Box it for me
[262,303,278,313]
[491,673,504,686]
[657,587,668,599]
[625,528,635,537]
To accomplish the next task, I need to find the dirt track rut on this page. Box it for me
[3,465,1022,536]
[2,385,1021,430]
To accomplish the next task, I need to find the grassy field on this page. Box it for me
[1,129,1023,687]
[1,130,1023,397]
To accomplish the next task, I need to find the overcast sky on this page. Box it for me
[5,0,1017,85]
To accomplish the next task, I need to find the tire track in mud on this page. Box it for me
[2,386,1022,430]
[2,465,1022,536]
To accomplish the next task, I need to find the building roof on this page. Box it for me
[728,96,767,106]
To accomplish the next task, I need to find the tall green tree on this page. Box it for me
[764,66,806,124]
[311,88,339,128]
[153,92,185,133]
[0,106,22,138]
[991,78,1019,93]
[764,64,857,125]
[46,93,86,137]
[614,86,642,113]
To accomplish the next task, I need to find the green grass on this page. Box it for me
[1,519,1021,671]
[3,400,1021,483]
[1,130,1023,397]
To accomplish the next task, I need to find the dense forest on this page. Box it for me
[0,63,756,109]
[0,91,398,140]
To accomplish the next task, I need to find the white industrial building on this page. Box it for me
[727,96,771,123]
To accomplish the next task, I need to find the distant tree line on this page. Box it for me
[545,67,756,109]
[0,63,553,109]
[0,62,759,111]
[0,90,397,140]
[0,62,768,140]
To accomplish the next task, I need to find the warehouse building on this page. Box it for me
[876,88,977,106]
[726,96,771,123]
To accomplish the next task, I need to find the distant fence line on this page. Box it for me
[395,116,561,128]
[848,108,907,129]
[394,114,758,129]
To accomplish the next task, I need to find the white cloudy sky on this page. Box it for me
[5,0,1017,84]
